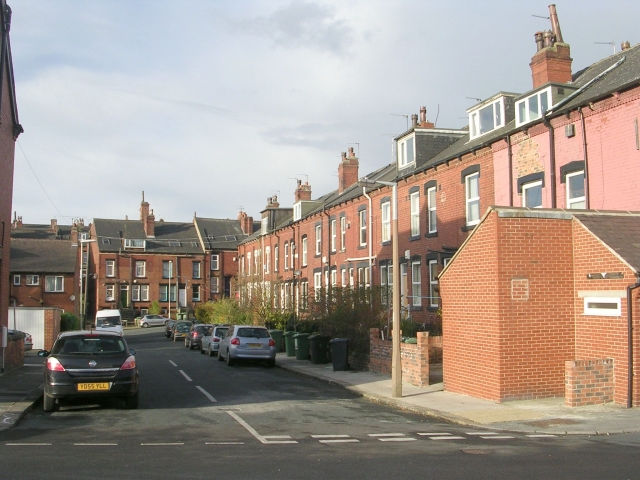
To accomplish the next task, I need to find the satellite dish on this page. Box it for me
[69,295,76,301]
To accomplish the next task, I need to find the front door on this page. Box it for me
[179,288,186,308]
[120,285,129,308]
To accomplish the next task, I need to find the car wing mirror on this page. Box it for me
[129,348,136,356]
[37,350,49,357]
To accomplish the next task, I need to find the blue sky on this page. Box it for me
[10,0,640,225]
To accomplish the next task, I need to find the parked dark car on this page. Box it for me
[185,324,212,350]
[172,321,192,342]
[165,319,177,338]
[218,325,276,367]
[38,330,139,412]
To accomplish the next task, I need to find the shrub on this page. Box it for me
[148,301,162,315]
[194,298,252,325]
[60,312,80,331]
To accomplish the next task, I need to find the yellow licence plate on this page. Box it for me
[247,343,262,348]
[77,383,110,391]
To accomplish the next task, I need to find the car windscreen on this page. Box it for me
[96,315,122,327]
[53,336,127,355]
[236,328,270,339]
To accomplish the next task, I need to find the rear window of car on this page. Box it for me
[96,315,122,327]
[236,328,270,338]
[53,336,126,355]
[214,327,229,337]
[176,322,191,332]
[194,325,210,333]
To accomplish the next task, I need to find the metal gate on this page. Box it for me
[7,307,45,349]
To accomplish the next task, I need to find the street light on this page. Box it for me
[78,238,97,329]
[168,260,173,319]
[363,178,402,397]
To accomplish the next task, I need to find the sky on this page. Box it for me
[9,0,640,226]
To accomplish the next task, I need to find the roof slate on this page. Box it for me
[10,239,78,273]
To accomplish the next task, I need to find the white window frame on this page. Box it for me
[314,272,322,299]
[567,171,586,209]
[192,261,201,279]
[132,284,148,302]
[131,285,140,302]
[293,202,302,221]
[522,180,543,209]
[135,260,146,278]
[290,242,295,270]
[468,97,505,139]
[192,284,201,302]
[331,269,337,286]
[411,261,422,307]
[12,274,20,286]
[584,297,621,316]
[397,134,415,168]
[284,243,289,271]
[341,268,347,286]
[428,260,438,308]
[349,267,354,287]
[381,201,391,243]
[340,216,346,251]
[274,245,279,272]
[410,191,420,237]
[330,219,337,253]
[211,277,219,294]
[124,239,145,249]
[427,186,437,234]
[315,225,322,255]
[26,275,39,286]
[261,216,269,234]
[105,284,115,301]
[301,237,308,266]
[359,210,367,246]
[465,172,481,226]
[516,87,551,127]
[211,254,219,271]
[106,260,115,277]
[265,247,271,273]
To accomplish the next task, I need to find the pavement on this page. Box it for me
[2,347,640,436]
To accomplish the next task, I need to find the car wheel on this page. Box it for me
[185,339,190,348]
[43,392,58,412]
[141,322,149,328]
[218,349,224,361]
[124,392,139,410]
[200,345,206,354]
[226,351,234,366]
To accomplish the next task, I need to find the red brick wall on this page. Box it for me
[571,220,639,405]
[10,272,76,313]
[441,211,575,402]
[565,358,614,407]
[3,333,24,371]
[44,308,61,350]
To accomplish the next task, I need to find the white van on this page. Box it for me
[95,309,124,335]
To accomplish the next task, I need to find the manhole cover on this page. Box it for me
[525,418,580,427]
[461,449,491,455]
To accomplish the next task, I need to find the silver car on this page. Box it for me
[201,325,229,356]
[139,314,169,328]
[218,325,276,367]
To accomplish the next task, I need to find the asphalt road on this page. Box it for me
[1,328,639,479]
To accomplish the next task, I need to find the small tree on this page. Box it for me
[60,312,80,331]
[149,301,162,315]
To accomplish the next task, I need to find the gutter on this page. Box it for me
[627,273,640,408]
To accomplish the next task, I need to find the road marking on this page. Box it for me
[6,443,52,446]
[205,442,245,445]
[368,433,405,437]
[196,386,217,403]
[319,439,360,444]
[526,434,558,438]
[480,436,514,439]
[417,432,452,436]
[141,443,185,446]
[179,370,192,382]
[226,411,298,444]
[429,436,466,440]
[74,443,118,446]
[311,435,351,439]
[169,360,177,367]
[264,435,292,439]
[466,432,500,436]
[379,437,417,442]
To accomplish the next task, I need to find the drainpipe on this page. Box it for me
[541,116,557,208]
[362,186,373,281]
[578,107,590,209]
[627,273,640,408]
[506,135,513,206]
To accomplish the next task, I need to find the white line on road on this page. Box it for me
[6,443,52,446]
[466,432,498,435]
[205,442,245,445]
[480,436,514,439]
[367,433,406,437]
[74,443,118,446]
[417,432,452,436]
[319,439,360,444]
[263,435,293,439]
[379,438,417,442]
[226,411,298,444]
[179,370,192,382]
[141,443,185,446]
[169,360,177,367]
[196,386,217,403]
[429,436,466,440]
[526,434,558,438]
[311,435,351,439]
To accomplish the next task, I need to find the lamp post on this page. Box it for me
[363,179,402,397]
[168,260,173,319]
[79,238,97,329]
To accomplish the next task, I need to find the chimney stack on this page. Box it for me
[140,191,149,221]
[529,4,572,89]
[338,148,359,194]
[418,106,435,128]
[294,180,312,202]
[145,209,155,238]
[238,211,254,235]
[50,218,58,233]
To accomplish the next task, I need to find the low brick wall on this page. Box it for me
[565,358,614,407]
[2,333,25,372]
[369,328,442,387]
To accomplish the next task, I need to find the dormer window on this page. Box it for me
[124,239,145,249]
[293,202,302,221]
[516,87,550,126]
[468,97,505,140]
[397,134,415,169]
[261,217,269,234]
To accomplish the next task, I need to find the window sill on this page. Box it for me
[409,235,421,242]
[461,224,478,232]
[381,241,391,247]
[410,305,423,312]
[357,245,367,250]
[425,232,438,238]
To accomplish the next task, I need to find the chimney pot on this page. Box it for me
[348,147,355,156]
[534,31,544,51]
[411,114,418,127]
[621,41,631,51]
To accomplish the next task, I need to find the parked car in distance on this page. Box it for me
[95,309,124,336]
[165,319,176,338]
[139,314,170,328]
[38,330,139,411]
[8,329,33,351]
[172,321,192,342]
[201,325,229,356]
[218,325,276,367]
[186,324,212,350]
